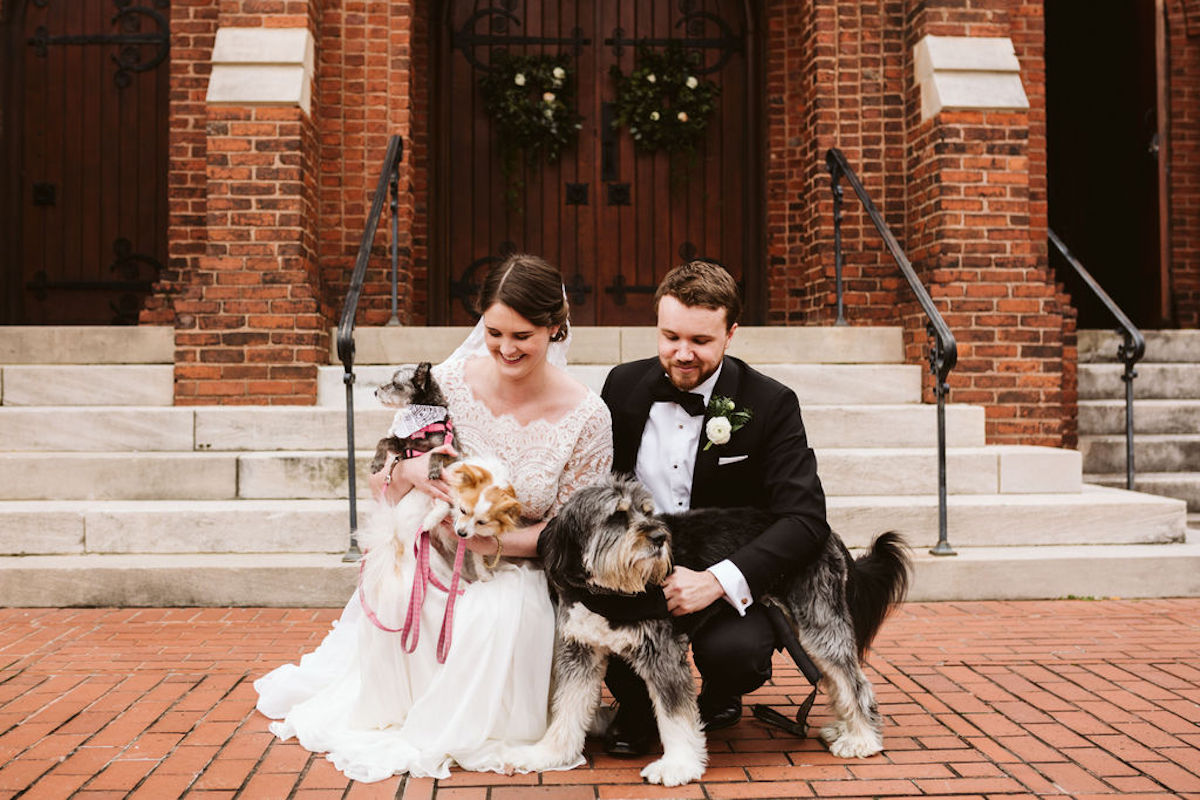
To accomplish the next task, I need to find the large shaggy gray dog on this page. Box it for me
[505,476,910,787]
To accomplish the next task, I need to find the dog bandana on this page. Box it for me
[387,404,448,439]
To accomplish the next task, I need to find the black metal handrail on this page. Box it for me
[1048,229,1144,490]
[336,134,404,562]
[825,148,959,555]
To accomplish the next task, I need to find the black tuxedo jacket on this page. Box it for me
[601,355,831,598]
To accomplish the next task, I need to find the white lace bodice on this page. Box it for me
[433,358,613,521]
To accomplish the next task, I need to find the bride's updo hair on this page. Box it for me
[476,253,570,342]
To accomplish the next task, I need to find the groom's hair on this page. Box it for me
[654,260,741,330]
[478,253,570,342]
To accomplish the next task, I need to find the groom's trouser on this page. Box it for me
[606,603,776,720]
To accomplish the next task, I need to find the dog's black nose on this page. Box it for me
[646,528,668,546]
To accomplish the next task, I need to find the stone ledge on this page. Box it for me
[913,35,1030,121]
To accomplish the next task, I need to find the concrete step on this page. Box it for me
[318,363,925,407]
[1080,329,1200,363]
[0,365,175,406]
[3,538,1198,606]
[1079,433,1200,473]
[827,485,1186,547]
[1086,472,1200,512]
[337,326,907,366]
[0,445,1080,501]
[0,499,347,556]
[1079,362,1200,399]
[0,403,987,451]
[1078,399,1200,435]
[0,407,195,451]
[2,483,1180,562]
[909,541,1200,601]
[0,326,174,364]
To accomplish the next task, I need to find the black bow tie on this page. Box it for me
[650,374,706,416]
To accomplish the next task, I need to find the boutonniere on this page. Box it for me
[704,395,752,450]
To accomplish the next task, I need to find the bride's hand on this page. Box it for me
[397,444,459,504]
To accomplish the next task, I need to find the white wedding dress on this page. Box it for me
[255,355,613,782]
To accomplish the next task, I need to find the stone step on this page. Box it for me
[317,363,925,407]
[1,484,1180,562]
[1079,362,1200,399]
[827,485,1186,547]
[1085,472,1200,512]
[909,541,1200,602]
[336,326,907,366]
[0,364,175,406]
[1079,434,1200,473]
[1078,399,1200,435]
[3,538,1198,606]
[1080,329,1200,363]
[0,499,348,556]
[0,403,987,451]
[0,326,174,364]
[0,445,1080,501]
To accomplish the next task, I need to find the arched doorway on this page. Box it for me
[431,0,763,325]
[0,0,170,325]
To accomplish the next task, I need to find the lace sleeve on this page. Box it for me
[551,395,614,517]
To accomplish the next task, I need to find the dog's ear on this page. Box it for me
[414,361,433,392]
[445,463,487,492]
[484,486,523,532]
[541,501,588,589]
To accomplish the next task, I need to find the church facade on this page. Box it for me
[3,0,1198,447]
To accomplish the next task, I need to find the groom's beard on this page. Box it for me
[659,358,718,392]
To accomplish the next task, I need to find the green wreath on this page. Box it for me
[479,52,581,183]
[610,42,720,154]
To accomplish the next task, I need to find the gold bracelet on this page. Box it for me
[483,536,504,570]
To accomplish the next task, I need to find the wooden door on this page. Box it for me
[0,0,170,325]
[433,0,761,325]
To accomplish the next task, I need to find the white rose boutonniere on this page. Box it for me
[705,416,732,446]
[704,395,752,450]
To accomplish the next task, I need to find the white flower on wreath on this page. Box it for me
[514,73,526,86]
[686,75,698,89]
[543,107,554,118]
[543,91,556,103]
[552,66,566,80]
[650,111,660,121]
[646,73,657,83]
[703,395,753,450]
[677,111,689,122]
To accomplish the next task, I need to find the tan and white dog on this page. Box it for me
[352,455,522,730]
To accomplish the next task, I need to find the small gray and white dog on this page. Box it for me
[505,476,909,787]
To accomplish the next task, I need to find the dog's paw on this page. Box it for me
[640,756,705,787]
[819,721,846,745]
[827,731,883,759]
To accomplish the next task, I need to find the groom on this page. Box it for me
[599,260,831,756]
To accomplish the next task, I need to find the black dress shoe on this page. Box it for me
[699,689,743,731]
[603,705,656,758]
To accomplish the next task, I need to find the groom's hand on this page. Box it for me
[663,567,723,616]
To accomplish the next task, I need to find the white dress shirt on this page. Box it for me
[635,365,754,615]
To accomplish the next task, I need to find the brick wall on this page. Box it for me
[316,1,422,327]
[1169,2,1200,327]
[763,0,906,327]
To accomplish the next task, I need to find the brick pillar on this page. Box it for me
[903,1,1068,446]
[173,7,329,405]
[1168,1,1200,327]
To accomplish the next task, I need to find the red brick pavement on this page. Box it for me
[1,600,1198,800]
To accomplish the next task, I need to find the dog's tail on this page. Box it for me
[847,531,911,658]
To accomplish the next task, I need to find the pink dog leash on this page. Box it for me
[400,528,467,664]
[356,526,466,663]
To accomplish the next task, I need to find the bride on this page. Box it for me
[255,253,613,782]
